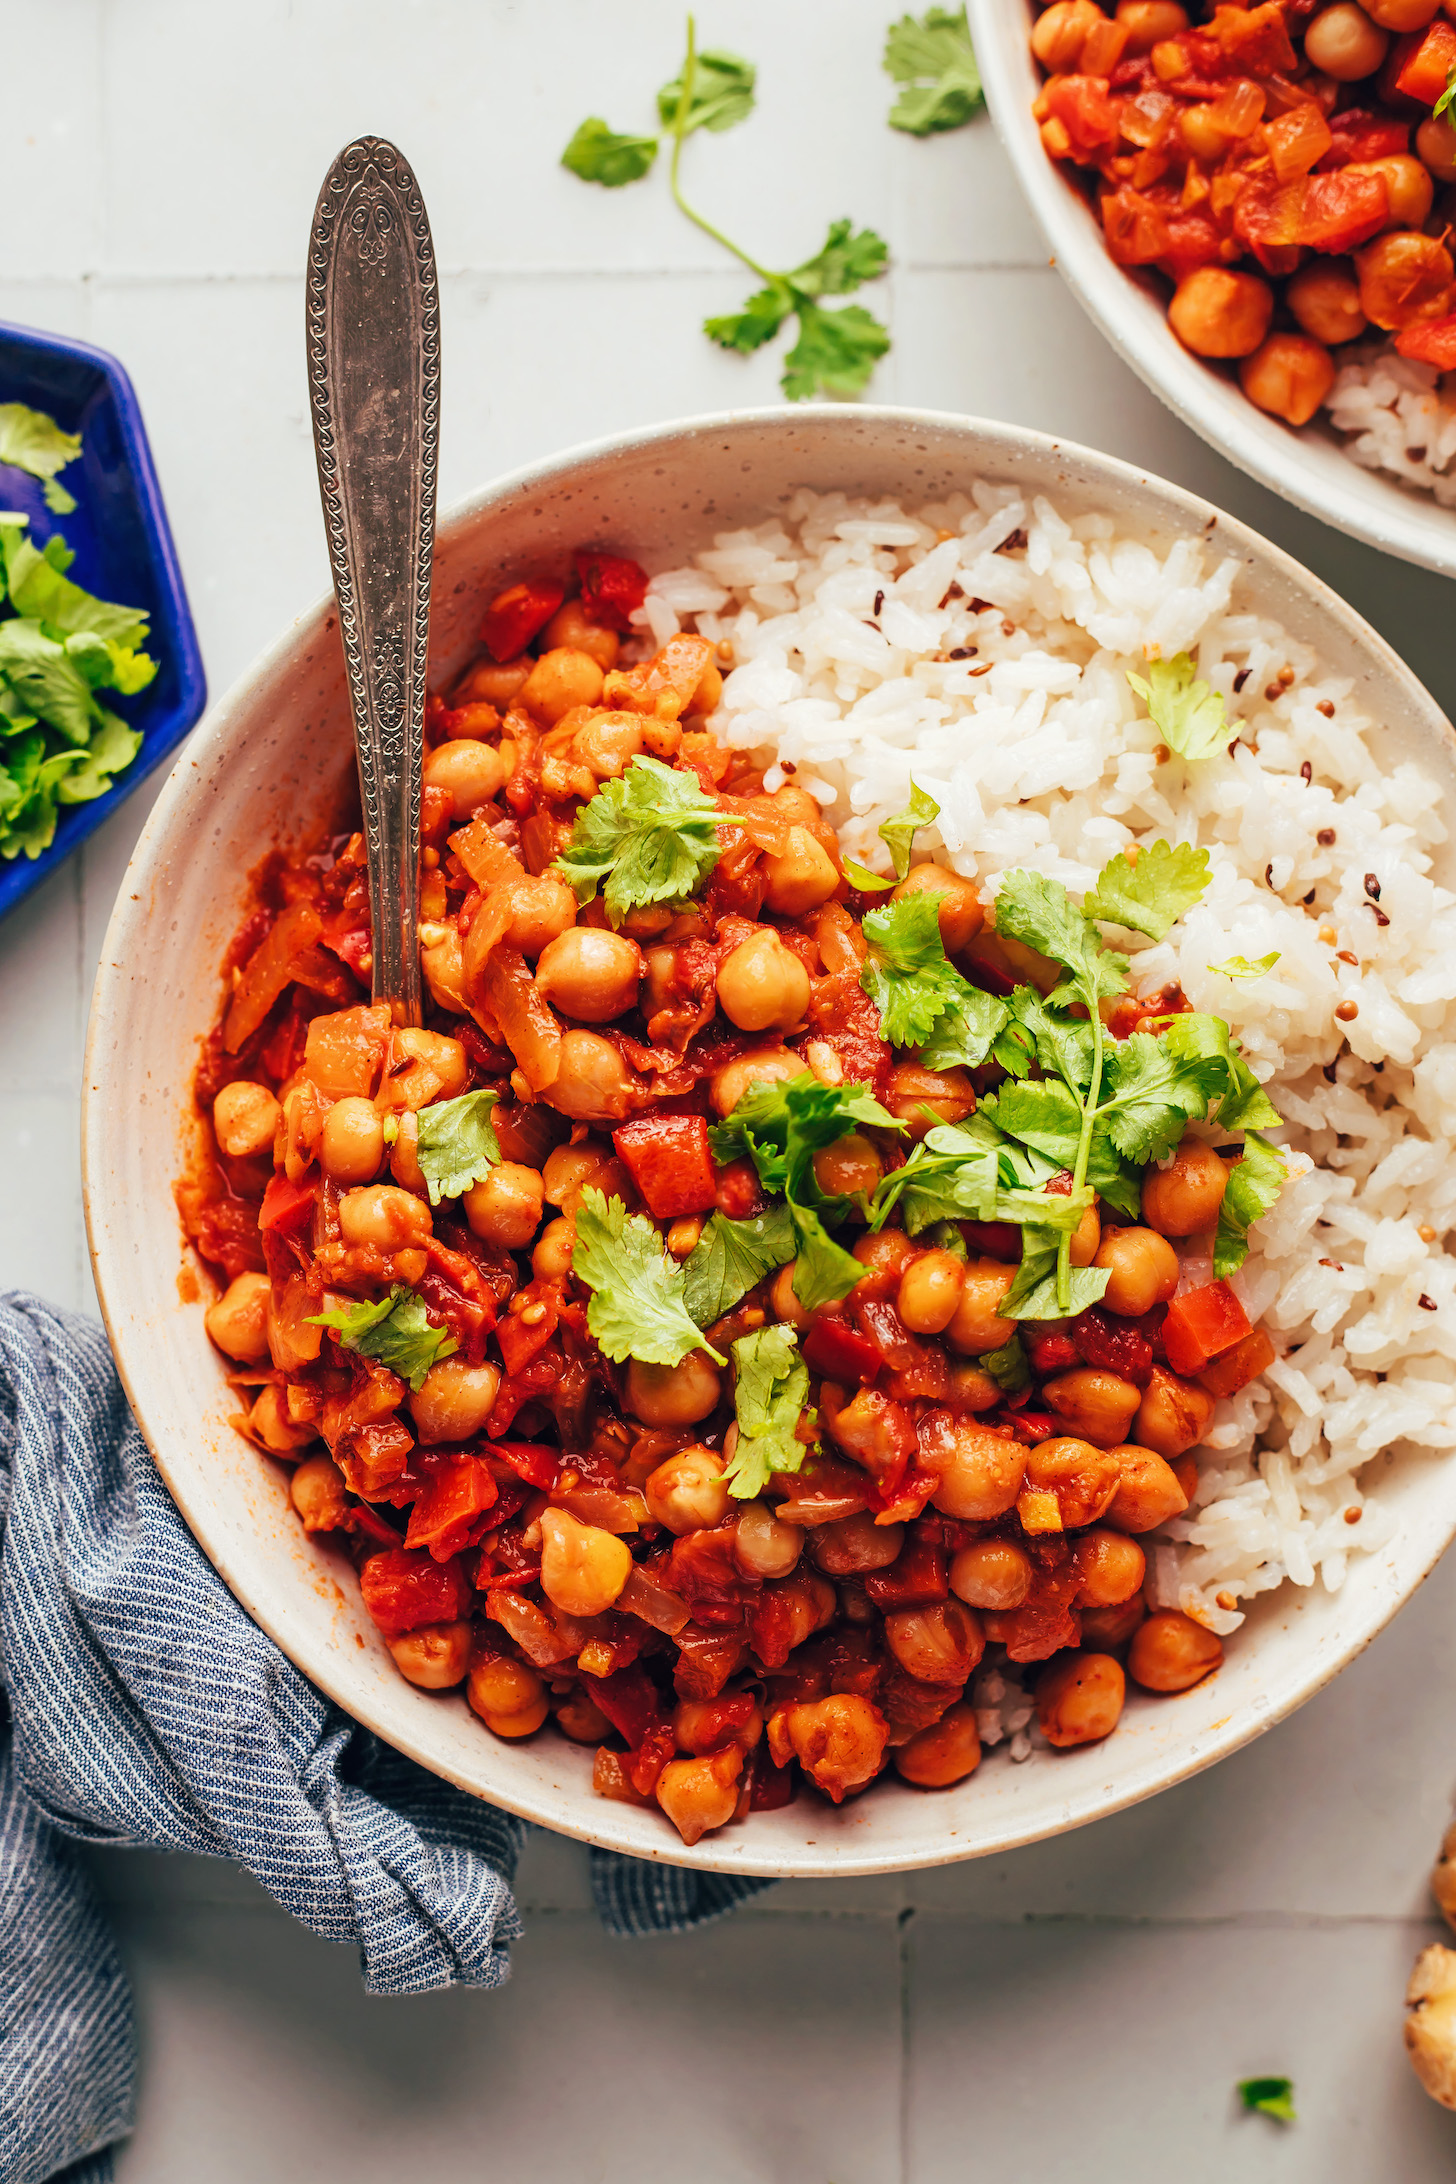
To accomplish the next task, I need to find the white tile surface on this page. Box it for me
[5,0,1456,2173]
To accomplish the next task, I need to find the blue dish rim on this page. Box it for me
[0,317,207,922]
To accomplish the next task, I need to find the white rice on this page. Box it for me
[1325,344,1456,506]
[639,484,1456,1636]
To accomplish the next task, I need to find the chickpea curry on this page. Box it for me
[1031,0,1456,426]
[181,548,1288,1847]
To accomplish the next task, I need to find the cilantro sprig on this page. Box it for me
[310,1287,457,1392]
[414,1090,500,1207]
[682,1201,796,1327]
[572,1187,726,1365]
[860,888,1011,1063]
[880,780,940,880]
[724,1324,813,1498]
[883,7,985,136]
[1128,653,1229,763]
[1084,840,1210,943]
[553,753,721,918]
[561,18,890,400]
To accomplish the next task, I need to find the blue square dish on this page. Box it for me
[0,318,206,920]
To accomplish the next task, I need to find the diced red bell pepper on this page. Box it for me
[404,1455,498,1562]
[1299,169,1390,254]
[581,1662,665,1750]
[1161,1280,1253,1376]
[490,1440,561,1491]
[1043,74,1120,156]
[1396,313,1456,369]
[614,1115,718,1220]
[748,1753,797,1810]
[1197,1325,1276,1400]
[863,1539,948,1611]
[358,1547,474,1638]
[1396,17,1456,104]
[803,1316,882,1386]
[574,548,649,635]
[259,1172,316,1236]
[478,576,565,663]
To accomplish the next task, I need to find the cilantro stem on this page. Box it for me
[668,16,776,283]
[1058,1000,1105,1311]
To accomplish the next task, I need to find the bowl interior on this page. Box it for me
[83,406,1456,1876]
[967,0,1456,583]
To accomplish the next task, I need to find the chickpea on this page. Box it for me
[891,863,984,954]
[1141,1136,1228,1237]
[501,875,577,958]
[811,1513,904,1576]
[545,1030,636,1123]
[1303,0,1390,75]
[924,1419,1027,1521]
[853,1228,918,1287]
[884,1600,985,1686]
[338,1183,433,1251]
[945,1259,1019,1354]
[388,1620,472,1690]
[709,1047,803,1119]
[644,1446,731,1533]
[247,1384,317,1454]
[1103,1442,1190,1532]
[1360,0,1437,25]
[534,928,642,1023]
[542,1138,613,1209]
[539,1506,632,1618]
[532,1214,577,1281]
[1036,1652,1127,1748]
[1417,113,1456,186]
[687,660,724,717]
[204,1269,272,1362]
[440,701,500,743]
[462,1161,545,1251]
[468,1656,549,1737]
[950,1537,1033,1611]
[1128,1608,1223,1692]
[897,1249,966,1335]
[892,1700,982,1787]
[422,926,468,1015]
[1023,1437,1122,1529]
[519,646,606,726]
[390,1110,424,1192]
[767,1694,889,1803]
[770,1261,813,1331]
[1067,1201,1102,1268]
[1134,1367,1214,1459]
[763,826,840,917]
[213,1079,280,1160]
[555,1688,613,1742]
[655,1746,744,1845]
[812,1131,882,1198]
[1115,0,1189,54]
[1168,266,1274,359]
[456,657,531,709]
[320,1095,386,1186]
[393,1027,469,1104]
[1288,260,1369,347]
[1094,1225,1179,1316]
[883,1061,976,1138]
[1081,1596,1146,1650]
[289,1452,348,1531]
[1356,230,1455,331]
[1240,333,1337,429]
[410,1358,501,1444]
[1072,1528,1147,1608]
[1043,1367,1143,1450]
[673,1693,763,1756]
[575,711,645,780]
[734,1498,803,1578]
[1031,0,1102,69]
[1347,154,1434,232]
[422,739,505,820]
[948,1361,1002,1413]
[716,929,811,1033]
[627,1353,722,1427]
[542,598,619,669]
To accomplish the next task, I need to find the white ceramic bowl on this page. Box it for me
[84,406,1456,1877]
[969,0,1456,581]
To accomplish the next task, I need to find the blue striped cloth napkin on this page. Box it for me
[0,1295,772,2184]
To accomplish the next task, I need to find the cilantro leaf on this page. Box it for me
[1127,653,1228,763]
[710,1073,901,1202]
[917,982,1011,1071]
[1084,839,1211,942]
[1007,986,1096,1094]
[874,1116,1002,1233]
[883,6,985,136]
[1435,64,1456,124]
[861,891,974,1048]
[1001,1230,1110,1321]
[681,1201,796,1326]
[879,781,940,880]
[724,1324,812,1499]
[705,284,794,355]
[310,1286,457,1392]
[1209,951,1280,980]
[780,299,890,402]
[979,1335,1030,1394]
[842,855,895,894]
[1237,2077,1295,2125]
[986,1079,1083,1168]
[414,1089,501,1207]
[561,117,659,187]
[1157,1015,1284,1133]
[1215,1051,1283,1132]
[0,403,82,514]
[1213,1131,1288,1278]
[1098,1031,1223,1164]
[786,1201,866,1312]
[553,754,721,917]
[572,1188,725,1366]
[1086,1122,1143,1221]
[658,48,756,134]
[792,219,890,298]
[991,869,1092,979]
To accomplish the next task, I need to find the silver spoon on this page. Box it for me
[306,136,441,1027]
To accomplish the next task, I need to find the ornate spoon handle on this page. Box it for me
[306,136,441,1026]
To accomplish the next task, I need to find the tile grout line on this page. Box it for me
[898,1907,914,2184]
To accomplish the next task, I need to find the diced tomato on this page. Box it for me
[1233,172,1308,270]
[803,1316,882,1386]
[669,1528,757,1621]
[404,1454,498,1561]
[479,576,565,663]
[490,1440,561,1491]
[614,1115,718,1219]
[673,1626,747,1699]
[863,1540,948,1611]
[1209,1,1296,73]
[582,1661,665,1750]
[1043,74,1120,156]
[992,1551,1082,1663]
[1197,1325,1276,1399]
[676,1691,757,1752]
[1022,1325,1080,1377]
[358,1547,474,1638]
[342,1499,403,1548]
[748,1752,797,1809]
[496,1281,562,1377]
[1101,185,1172,267]
[1071,1305,1154,1386]
[259,1172,316,1236]
[960,1220,1021,1262]
[339,1419,415,1499]
[865,1462,940,1523]
[628,1721,677,1797]
[1161,1280,1253,1375]
[1158,210,1225,284]
[1299,169,1390,254]
[1396,17,1456,104]
[1320,109,1409,169]
[713,1156,765,1220]
[1396,313,1456,368]
[574,548,650,635]
[1265,101,1332,183]
[853,1298,923,1373]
